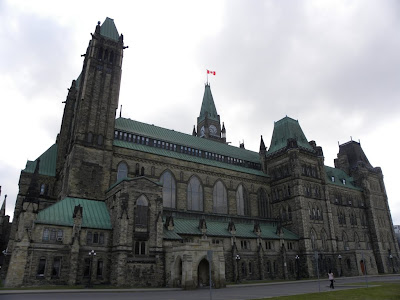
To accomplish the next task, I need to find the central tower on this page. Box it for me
[194,84,226,143]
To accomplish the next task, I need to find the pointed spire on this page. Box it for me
[99,17,120,41]
[198,84,220,123]
[0,194,6,216]
[259,135,266,153]
[192,125,197,136]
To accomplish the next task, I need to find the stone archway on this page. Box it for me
[197,258,210,288]
[173,256,183,287]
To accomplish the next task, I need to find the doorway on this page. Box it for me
[197,258,210,288]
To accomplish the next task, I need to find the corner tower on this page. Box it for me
[195,84,226,143]
[58,18,125,200]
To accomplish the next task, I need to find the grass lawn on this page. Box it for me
[252,282,400,300]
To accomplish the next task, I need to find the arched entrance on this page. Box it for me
[173,256,183,287]
[360,260,365,275]
[197,258,210,288]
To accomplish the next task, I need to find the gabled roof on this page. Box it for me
[324,166,362,191]
[198,84,219,123]
[115,118,262,164]
[35,197,112,229]
[163,217,299,240]
[100,17,119,41]
[267,116,313,155]
[24,144,58,177]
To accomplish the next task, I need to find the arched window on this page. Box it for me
[288,205,292,220]
[355,233,360,249]
[117,162,128,181]
[236,184,249,216]
[87,132,93,143]
[258,188,270,218]
[321,230,328,251]
[310,230,316,250]
[135,195,148,227]
[213,180,227,214]
[343,232,349,250]
[160,171,176,208]
[97,47,103,60]
[141,167,145,176]
[187,176,203,211]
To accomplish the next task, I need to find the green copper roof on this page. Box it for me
[163,217,298,240]
[114,140,267,177]
[36,197,112,229]
[115,118,262,165]
[267,116,313,155]
[100,17,119,41]
[324,166,362,191]
[198,84,219,123]
[24,144,58,177]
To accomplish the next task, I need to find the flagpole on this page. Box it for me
[207,70,208,84]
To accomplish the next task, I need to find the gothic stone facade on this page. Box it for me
[2,18,399,288]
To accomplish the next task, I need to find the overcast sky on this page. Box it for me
[0,0,399,224]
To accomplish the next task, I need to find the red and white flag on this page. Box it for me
[207,70,216,75]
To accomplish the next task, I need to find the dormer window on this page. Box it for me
[342,179,346,185]
[331,176,335,182]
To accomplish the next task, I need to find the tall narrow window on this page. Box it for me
[236,184,248,216]
[311,230,316,250]
[40,184,46,195]
[43,228,49,241]
[135,195,148,227]
[97,260,103,278]
[52,257,61,278]
[37,258,46,276]
[213,180,227,214]
[258,188,270,218]
[160,171,176,208]
[117,162,128,181]
[187,176,203,211]
[84,258,91,277]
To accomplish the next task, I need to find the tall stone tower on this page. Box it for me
[195,84,226,143]
[57,18,125,200]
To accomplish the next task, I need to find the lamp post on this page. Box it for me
[338,255,342,277]
[295,255,300,280]
[87,250,96,288]
[235,254,241,283]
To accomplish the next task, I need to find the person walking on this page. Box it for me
[328,270,335,289]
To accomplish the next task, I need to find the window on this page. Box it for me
[40,184,46,195]
[258,188,270,218]
[117,162,128,181]
[134,241,147,255]
[50,229,56,241]
[331,176,335,182]
[311,230,316,250]
[84,258,91,277]
[52,257,61,278]
[37,258,46,276]
[249,262,253,274]
[236,184,249,216]
[43,228,49,241]
[135,195,148,227]
[213,181,227,214]
[160,171,176,208]
[187,176,203,211]
[97,260,103,278]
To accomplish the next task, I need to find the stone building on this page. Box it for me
[2,18,399,288]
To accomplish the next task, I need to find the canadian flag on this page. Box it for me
[207,70,216,75]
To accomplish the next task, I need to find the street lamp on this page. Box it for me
[295,255,300,280]
[338,255,342,277]
[87,250,96,288]
[235,254,241,283]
